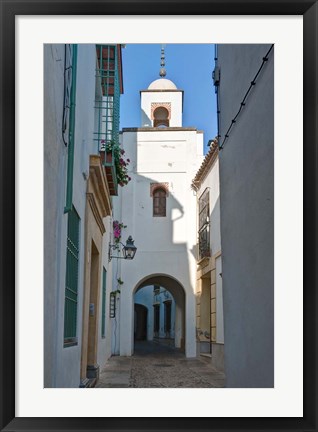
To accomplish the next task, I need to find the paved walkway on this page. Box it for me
[96,340,225,388]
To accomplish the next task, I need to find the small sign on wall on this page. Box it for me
[89,303,95,317]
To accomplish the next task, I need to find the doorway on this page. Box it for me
[153,303,160,337]
[134,303,148,340]
[200,276,212,354]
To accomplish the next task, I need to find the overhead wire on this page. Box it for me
[215,44,274,150]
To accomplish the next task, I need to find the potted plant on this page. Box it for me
[100,140,131,195]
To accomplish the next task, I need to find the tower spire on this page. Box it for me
[159,44,166,78]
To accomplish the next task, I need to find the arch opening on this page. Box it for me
[153,106,169,128]
[133,274,186,354]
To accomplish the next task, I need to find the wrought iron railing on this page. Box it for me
[198,225,210,260]
[198,188,210,260]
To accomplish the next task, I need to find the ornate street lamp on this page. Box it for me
[108,235,137,262]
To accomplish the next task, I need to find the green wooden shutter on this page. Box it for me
[64,205,80,346]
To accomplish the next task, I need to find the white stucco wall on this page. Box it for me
[218,44,274,387]
[44,44,114,387]
[114,123,203,358]
[44,44,68,388]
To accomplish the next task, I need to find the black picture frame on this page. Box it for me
[0,1,317,431]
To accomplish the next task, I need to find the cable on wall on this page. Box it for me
[215,44,274,150]
[213,44,221,144]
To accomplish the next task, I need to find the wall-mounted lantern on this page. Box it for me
[108,235,137,262]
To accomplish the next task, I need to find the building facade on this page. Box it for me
[44,44,124,387]
[216,44,274,387]
[192,139,224,370]
[113,74,204,358]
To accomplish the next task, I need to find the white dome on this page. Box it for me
[148,78,177,90]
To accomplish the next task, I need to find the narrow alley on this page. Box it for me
[96,340,225,388]
[43,43,274,390]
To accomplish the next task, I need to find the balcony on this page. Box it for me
[94,44,121,196]
[100,148,118,196]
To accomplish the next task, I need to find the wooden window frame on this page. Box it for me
[153,187,167,217]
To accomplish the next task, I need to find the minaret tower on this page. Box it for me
[140,45,183,128]
[118,44,204,359]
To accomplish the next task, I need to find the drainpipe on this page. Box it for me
[64,44,78,213]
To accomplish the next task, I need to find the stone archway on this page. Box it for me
[132,274,186,354]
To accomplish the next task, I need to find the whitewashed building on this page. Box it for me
[113,67,204,357]
[44,44,124,387]
[216,44,274,387]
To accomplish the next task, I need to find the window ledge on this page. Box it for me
[64,338,78,348]
[197,256,210,266]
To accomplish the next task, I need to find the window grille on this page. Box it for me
[101,267,107,338]
[64,205,80,346]
[94,45,121,154]
[198,189,210,259]
[153,188,166,217]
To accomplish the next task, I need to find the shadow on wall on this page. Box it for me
[188,195,220,260]
[120,171,195,356]
[141,109,152,127]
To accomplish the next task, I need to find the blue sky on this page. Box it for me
[119,44,217,155]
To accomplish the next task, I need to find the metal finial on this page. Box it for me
[159,45,166,77]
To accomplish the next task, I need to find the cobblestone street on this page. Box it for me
[96,340,225,388]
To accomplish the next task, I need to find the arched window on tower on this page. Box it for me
[153,188,167,217]
[153,106,169,128]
